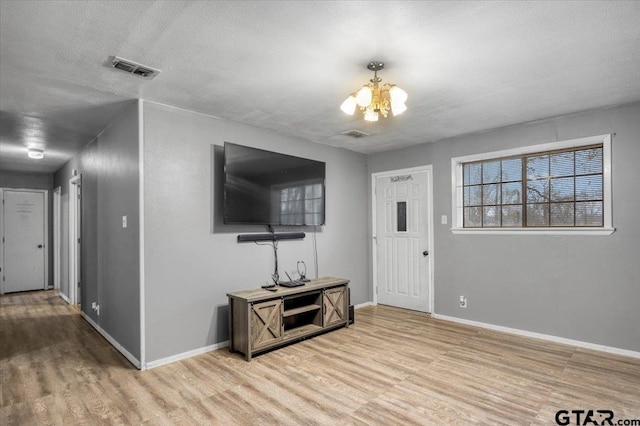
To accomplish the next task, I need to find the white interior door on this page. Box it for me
[374,168,432,312]
[53,187,61,290]
[68,176,81,305]
[2,190,47,293]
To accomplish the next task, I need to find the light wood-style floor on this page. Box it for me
[1,290,639,425]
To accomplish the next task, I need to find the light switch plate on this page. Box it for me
[441,215,448,225]
[122,216,127,228]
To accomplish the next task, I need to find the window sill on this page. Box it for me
[451,227,615,236]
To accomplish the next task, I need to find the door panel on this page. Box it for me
[375,170,431,312]
[3,190,46,293]
[323,286,347,327]
[396,237,409,295]
[251,299,282,349]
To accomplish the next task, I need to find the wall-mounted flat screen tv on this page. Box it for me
[223,142,326,226]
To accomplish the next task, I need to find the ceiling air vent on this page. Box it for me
[341,130,370,138]
[110,56,160,80]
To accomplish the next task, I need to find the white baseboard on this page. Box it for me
[80,311,142,369]
[144,341,229,370]
[130,301,371,370]
[432,313,640,360]
[143,303,374,369]
[145,303,373,369]
[58,291,71,304]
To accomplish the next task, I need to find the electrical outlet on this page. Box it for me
[91,302,97,310]
[459,295,467,308]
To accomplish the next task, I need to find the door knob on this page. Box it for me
[423,250,429,256]
[37,244,43,248]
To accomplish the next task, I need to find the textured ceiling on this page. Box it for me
[1,1,640,173]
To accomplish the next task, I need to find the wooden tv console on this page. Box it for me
[227,277,349,361]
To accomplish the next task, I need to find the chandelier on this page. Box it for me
[340,61,407,122]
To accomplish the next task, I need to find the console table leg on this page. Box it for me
[228,299,235,352]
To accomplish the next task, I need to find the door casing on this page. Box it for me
[53,186,61,290]
[68,176,81,305]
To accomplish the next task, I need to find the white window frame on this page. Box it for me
[451,134,614,235]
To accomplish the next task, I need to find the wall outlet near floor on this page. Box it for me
[92,302,100,315]
[459,295,467,308]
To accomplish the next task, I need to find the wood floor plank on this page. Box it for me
[2,290,639,425]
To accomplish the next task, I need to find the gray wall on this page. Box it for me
[0,171,53,189]
[0,171,54,287]
[368,102,640,352]
[53,100,140,360]
[142,101,368,362]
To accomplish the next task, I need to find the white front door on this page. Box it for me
[374,168,432,312]
[3,190,47,293]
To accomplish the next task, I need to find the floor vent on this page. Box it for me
[110,56,160,80]
[341,130,369,138]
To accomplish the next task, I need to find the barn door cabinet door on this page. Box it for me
[250,299,283,349]
[323,286,347,327]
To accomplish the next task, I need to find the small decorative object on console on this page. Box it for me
[297,260,310,282]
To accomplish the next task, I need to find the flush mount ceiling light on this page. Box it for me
[28,148,44,159]
[340,61,407,122]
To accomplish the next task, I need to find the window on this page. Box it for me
[397,201,407,232]
[273,180,324,225]
[451,134,614,235]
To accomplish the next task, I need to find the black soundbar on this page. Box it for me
[237,232,305,243]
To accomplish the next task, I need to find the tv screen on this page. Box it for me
[223,142,326,226]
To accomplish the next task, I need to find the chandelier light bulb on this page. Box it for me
[340,95,357,115]
[364,109,379,122]
[391,101,407,116]
[355,85,373,107]
[389,85,408,104]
